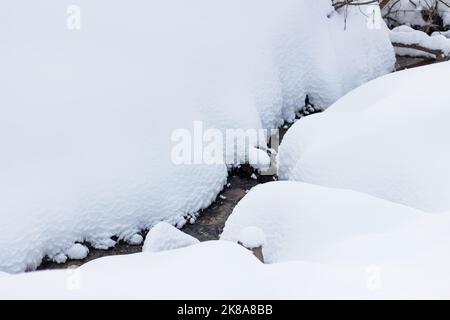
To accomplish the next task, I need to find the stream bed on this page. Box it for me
[37,55,433,271]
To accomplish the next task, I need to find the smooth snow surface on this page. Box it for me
[142,222,199,253]
[278,62,450,213]
[3,239,450,299]
[221,182,425,263]
[0,0,394,272]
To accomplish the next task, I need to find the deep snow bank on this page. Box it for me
[278,62,450,212]
[2,238,450,299]
[221,182,425,263]
[219,182,450,298]
[0,0,394,272]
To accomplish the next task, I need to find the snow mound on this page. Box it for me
[0,0,394,273]
[142,222,199,253]
[65,244,89,260]
[52,253,68,264]
[127,234,144,246]
[278,62,450,213]
[238,227,266,249]
[221,182,425,263]
[3,238,450,299]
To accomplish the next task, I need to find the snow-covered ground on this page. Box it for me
[2,233,450,299]
[0,0,394,273]
[278,61,450,213]
[1,60,450,299]
[221,182,425,264]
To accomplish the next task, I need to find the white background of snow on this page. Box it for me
[221,181,450,299]
[278,62,450,213]
[0,0,394,273]
[142,222,199,253]
[2,239,450,299]
[390,25,450,58]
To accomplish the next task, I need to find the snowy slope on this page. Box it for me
[0,0,394,273]
[2,238,450,299]
[219,182,450,299]
[221,182,425,264]
[278,62,450,213]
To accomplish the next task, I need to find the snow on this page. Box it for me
[0,0,394,273]
[127,234,144,246]
[238,227,266,249]
[432,30,450,39]
[142,222,199,253]
[2,238,450,299]
[278,62,450,213]
[65,244,89,260]
[221,182,425,263]
[390,25,450,58]
[248,148,271,172]
[382,0,450,27]
[0,242,322,299]
[52,253,68,265]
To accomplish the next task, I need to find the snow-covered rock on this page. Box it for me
[127,234,144,246]
[278,62,450,213]
[65,244,89,260]
[238,227,266,249]
[0,0,394,273]
[221,182,425,263]
[142,222,199,253]
[52,253,68,264]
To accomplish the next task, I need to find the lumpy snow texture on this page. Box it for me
[278,62,450,213]
[142,222,199,253]
[0,0,394,272]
